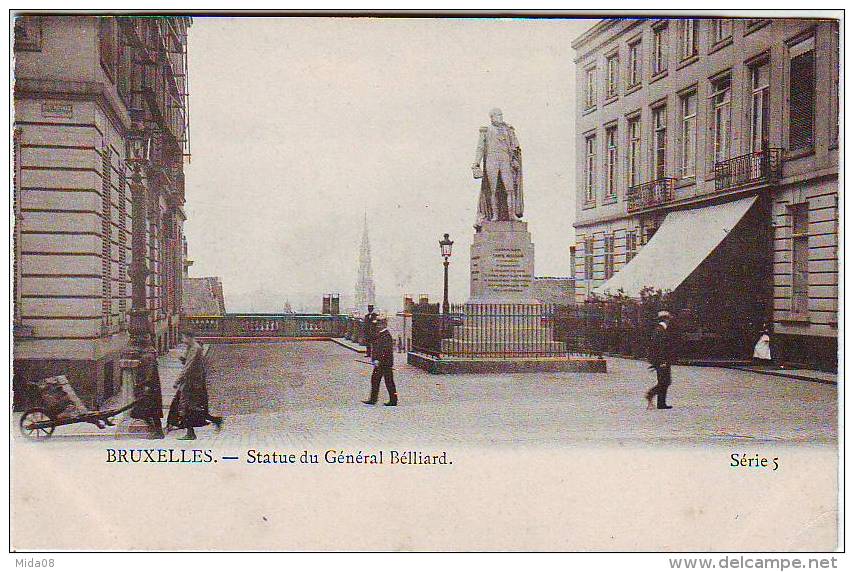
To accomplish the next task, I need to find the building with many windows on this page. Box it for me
[571,17,838,369]
[13,15,192,405]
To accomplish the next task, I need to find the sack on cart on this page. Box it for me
[31,375,92,419]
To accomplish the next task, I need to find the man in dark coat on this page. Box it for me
[129,347,164,438]
[645,310,675,410]
[168,329,223,439]
[362,320,398,406]
[363,304,377,358]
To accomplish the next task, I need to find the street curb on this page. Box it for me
[406,351,608,374]
[330,338,367,353]
[723,366,837,386]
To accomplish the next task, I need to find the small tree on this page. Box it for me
[585,287,673,358]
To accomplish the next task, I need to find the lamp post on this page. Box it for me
[118,122,163,438]
[126,126,153,351]
[439,233,454,315]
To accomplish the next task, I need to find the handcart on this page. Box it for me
[18,375,141,440]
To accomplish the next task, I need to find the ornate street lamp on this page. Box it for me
[439,233,454,314]
[125,125,153,351]
[119,123,163,438]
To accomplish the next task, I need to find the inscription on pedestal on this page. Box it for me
[469,220,536,303]
[486,248,532,292]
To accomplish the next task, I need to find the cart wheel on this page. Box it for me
[19,408,55,440]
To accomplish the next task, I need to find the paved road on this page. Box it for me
[197,341,837,448]
[12,340,838,551]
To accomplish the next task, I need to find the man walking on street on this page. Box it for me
[362,319,398,407]
[363,304,377,358]
[645,310,675,410]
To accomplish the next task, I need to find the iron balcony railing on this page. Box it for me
[714,148,782,192]
[627,177,676,213]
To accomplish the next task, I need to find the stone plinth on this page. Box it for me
[470,220,536,304]
[408,352,607,374]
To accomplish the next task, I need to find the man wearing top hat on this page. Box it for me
[362,317,398,407]
[645,310,676,410]
[362,304,378,358]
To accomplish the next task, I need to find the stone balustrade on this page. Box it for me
[183,314,348,339]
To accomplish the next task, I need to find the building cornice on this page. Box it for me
[571,18,617,50]
[572,18,645,63]
[13,77,132,138]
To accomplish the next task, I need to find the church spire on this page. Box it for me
[354,213,376,313]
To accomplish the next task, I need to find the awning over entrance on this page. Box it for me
[594,196,758,298]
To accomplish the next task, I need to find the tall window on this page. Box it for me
[606,126,618,198]
[606,53,620,98]
[625,230,638,263]
[711,76,732,164]
[788,36,815,151]
[652,106,667,179]
[584,134,597,203]
[680,19,699,60]
[713,19,732,43]
[585,67,597,110]
[604,235,615,279]
[652,23,668,75]
[790,203,809,316]
[644,222,659,244]
[584,237,595,281]
[627,40,642,87]
[750,61,770,153]
[627,116,641,187]
[679,92,697,178]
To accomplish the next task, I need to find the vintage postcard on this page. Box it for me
[8,10,842,556]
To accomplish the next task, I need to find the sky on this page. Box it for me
[183,17,593,312]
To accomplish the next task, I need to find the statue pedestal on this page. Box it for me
[437,219,567,357]
[469,220,536,304]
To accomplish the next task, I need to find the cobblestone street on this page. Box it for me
[191,341,837,448]
[13,340,838,551]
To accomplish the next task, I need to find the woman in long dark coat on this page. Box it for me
[168,329,222,440]
[129,348,164,438]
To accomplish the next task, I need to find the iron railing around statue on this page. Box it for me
[626,177,677,213]
[183,313,348,339]
[714,148,782,192]
[410,303,601,359]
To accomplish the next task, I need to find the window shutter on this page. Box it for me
[789,46,815,150]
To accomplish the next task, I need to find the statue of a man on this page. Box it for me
[472,108,524,227]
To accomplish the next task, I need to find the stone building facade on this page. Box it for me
[571,17,838,368]
[13,15,191,405]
